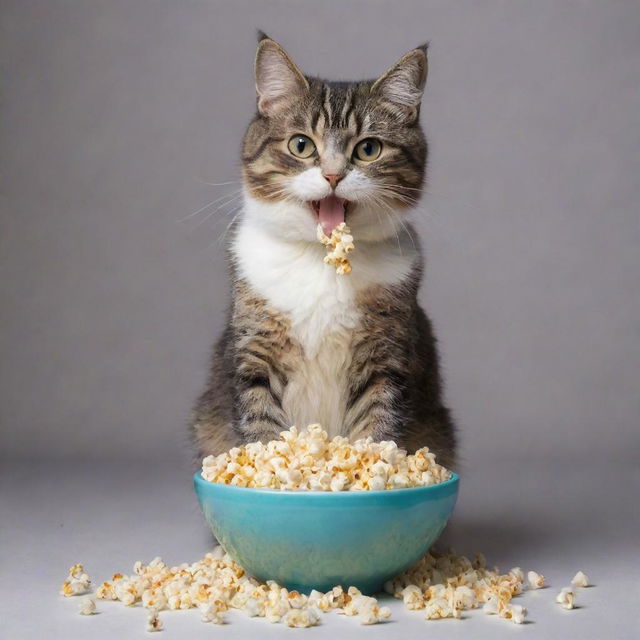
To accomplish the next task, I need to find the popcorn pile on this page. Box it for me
[202,424,451,490]
[60,554,593,632]
[317,222,354,275]
[385,549,536,624]
[89,548,389,629]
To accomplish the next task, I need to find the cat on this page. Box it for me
[190,33,457,469]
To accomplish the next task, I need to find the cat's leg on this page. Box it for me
[233,346,290,445]
[402,409,458,470]
[343,287,457,467]
[191,331,240,458]
[229,283,295,445]
[343,366,408,444]
[343,356,456,469]
[191,338,290,455]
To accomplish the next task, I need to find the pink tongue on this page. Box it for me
[318,195,345,236]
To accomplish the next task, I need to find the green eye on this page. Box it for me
[288,134,316,158]
[353,138,382,162]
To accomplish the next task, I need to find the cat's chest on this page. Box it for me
[233,222,363,357]
[232,218,418,357]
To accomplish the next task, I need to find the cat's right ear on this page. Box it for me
[254,35,309,117]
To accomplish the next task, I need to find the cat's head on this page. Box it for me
[241,34,428,243]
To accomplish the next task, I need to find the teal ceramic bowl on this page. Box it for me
[194,472,458,595]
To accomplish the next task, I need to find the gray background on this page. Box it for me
[1,1,639,639]
[1,0,639,466]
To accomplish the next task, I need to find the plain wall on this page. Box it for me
[1,0,639,465]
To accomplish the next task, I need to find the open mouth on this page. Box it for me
[309,195,350,237]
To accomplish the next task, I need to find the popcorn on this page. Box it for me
[556,587,575,609]
[200,601,225,624]
[283,607,320,628]
[78,548,391,631]
[527,570,545,589]
[317,222,354,275]
[500,603,527,624]
[337,588,391,625]
[509,567,525,582]
[571,571,590,588]
[78,597,96,615]
[387,549,545,626]
[60,544,594,632]
[401,585,424,610]
[483,597,499,615]
[202,425,451,491]
[60,564,91,597]
[146,610,163,632]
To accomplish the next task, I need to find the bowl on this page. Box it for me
[194,471,459,595]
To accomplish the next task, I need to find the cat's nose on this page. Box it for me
[322,173,345,189]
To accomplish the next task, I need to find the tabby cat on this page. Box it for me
[191,34,457,469]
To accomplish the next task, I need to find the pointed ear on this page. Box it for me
[254,36,309,117]
[371,44,428,122]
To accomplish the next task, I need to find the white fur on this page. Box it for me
[232,192,418,436]
[286,166,402,242]
[289,167,332,202]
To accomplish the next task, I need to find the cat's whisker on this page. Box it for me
[360,192,404,256]
[194,179,243,187]
[178,189,243,223]
[216,206,243,245]
[375,185,419,207]
[188,192,244,230]
[390,208,417,253]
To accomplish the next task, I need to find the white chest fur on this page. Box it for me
[231,202,417,436]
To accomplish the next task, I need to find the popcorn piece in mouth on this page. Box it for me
[146,610,163,632]
[78,597,96,615]
[556,587,575,609]
[527,570,545,589]
[60,563,91,597]
[317,222,354,275]
[571,571,590,588]
[201,424,451,491]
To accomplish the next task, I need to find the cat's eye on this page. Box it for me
[288,134,316,159]
[353,138,382,162]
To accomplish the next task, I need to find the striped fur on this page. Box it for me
[190,35,457,469]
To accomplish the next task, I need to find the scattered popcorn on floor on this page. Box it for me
[385,549,544,625]
[60,563,91,597]
[556,587,575,609]
[571,571,590,588]
[527,570,545,589]
[201,424,451,491]
[78,597,96,615]
[338,587,391,625]
[146,610,163,632]
[317,222,354,275]
[89,550,387,629]
[61,547,591,630]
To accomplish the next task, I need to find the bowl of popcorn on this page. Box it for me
[194,425,459,595]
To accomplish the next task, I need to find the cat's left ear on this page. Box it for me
[371,44,428,123]
[254,34,309,117]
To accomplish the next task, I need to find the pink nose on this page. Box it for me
[323,173,344,189]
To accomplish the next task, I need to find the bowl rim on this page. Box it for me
[193,470,459,497]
